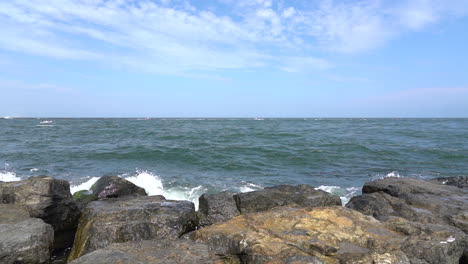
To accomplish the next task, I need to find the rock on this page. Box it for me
[68,195,198,261]
[73,190,98,210]
[233,184,341,214]
[90,175,147,199]
[0,176,81,233]
[384,217,467,264]
[430,176,468,189]
[0,204,54,264]
[69,239,223,264]
[198,191,240,227]
[191,206,419,264]
[349,177,468,232]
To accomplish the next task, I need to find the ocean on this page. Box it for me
[1,118,467,208]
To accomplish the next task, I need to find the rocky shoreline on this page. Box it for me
[1,175,467,263]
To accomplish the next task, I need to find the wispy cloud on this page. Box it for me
[0,0,466,75]
[0,79,79,94]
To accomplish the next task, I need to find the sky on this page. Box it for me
[0,0,468,117]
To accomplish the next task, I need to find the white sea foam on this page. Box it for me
[30,168,39,172]
[70,177,100,194]
[40,120,54,124]
[70,171,207,210]
[385,171,401,178]
[238,181,262,192]
[316,185,360,205]
[0,171,21,182]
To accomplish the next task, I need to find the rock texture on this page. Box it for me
[69,239,223,264]
[0,204,54,264]
[198,185,342,227]
[91,175,148,199]
[0,176,81,233]
[193,206,466,263]
[68,195,198,261]
[430,176,468,189]
[347,176,468,263]
[234,184,342,214]
[347,177,468,232]
[198,191,240,227]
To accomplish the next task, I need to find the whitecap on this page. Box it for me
[70,170,206,210]
[0,171,21,182]
[238,181,263,192]
[316,185,360,205]
[40,120,54,124]
[70,177,100,194]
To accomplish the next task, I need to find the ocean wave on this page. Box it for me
[70,171,206,210]
[40,120,54,124]
[70,170,268,211]
[316,185,360,205]
[0,170,21,182]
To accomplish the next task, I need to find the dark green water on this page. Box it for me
[1,118,467,206]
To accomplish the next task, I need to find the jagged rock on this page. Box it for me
[384,217,467,264]
[233,184,341,214]
[0,176,81,233]
[68,195,198,261]
[91,175,147,199]
[348,177,468,232]
[0,204,54,264]
[69,239,223,264]
[198,191,240,227]
[430,176,468,189]
[191,206,422,263]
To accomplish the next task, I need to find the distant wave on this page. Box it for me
[40,120,54,124]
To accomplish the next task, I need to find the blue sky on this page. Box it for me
[0,0,467,117]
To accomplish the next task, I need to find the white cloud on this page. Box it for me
[0,0,466,75]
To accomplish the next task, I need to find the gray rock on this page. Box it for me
[91,175,147,199]
[0,204,54,264]
[384,217,467,264]
[69,239,223,264]
[352,177,468,232]
[0,176,81,233]
[234,184,341,214]
[198,191,240,227]
[430,176,468,189]
[347,177,468,263]
[68,195,198,261]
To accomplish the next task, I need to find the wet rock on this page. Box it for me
[0,176,81,233]
[233,184,341,214]
[198,191,240,227]
[90,175,147,199]
[68,195,198,261]
[69,239,223,264]
[430,176,468,189]
[72,190,97,210]
[349,177,468,232]
[0,204,54,264]
[191,206,418,263]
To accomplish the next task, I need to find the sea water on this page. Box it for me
[1,118,467,208]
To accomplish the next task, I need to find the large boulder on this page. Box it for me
[68,195,198,261]
[0,204,54,264]
[198,191,240,227]
[190,206,465,264]
[233,184,341,214]
[69,239,223,264]
[91,175,147,199]
[0,176,81,233]
[72,176,148,210]
[430,176,468,189]
[347,177,468,232]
